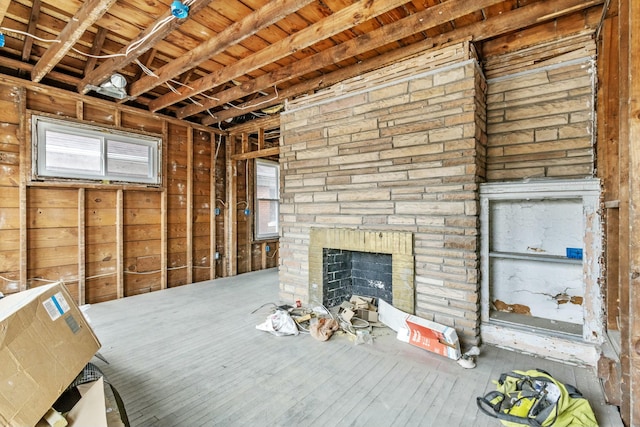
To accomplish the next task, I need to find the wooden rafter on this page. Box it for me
[128,0,315,98]
[0,0,11,22]
[83,27,108,76]
[31,0,117,83]
[21,0,41,62]
[77,0,215,94]
[192,0,505,121]
[202,0,603,125]
[147,0,411,112]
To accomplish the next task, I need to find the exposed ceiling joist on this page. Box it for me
[21,0,40,62]
[204,0,603,125]
[77,0,215,94]
[128,0,316,98]
[191,0,505,121]
[31,0,117,83]
[0,0,607,129]
[83,27,108,75]
[0,0,10,23]
[147,0,411,112]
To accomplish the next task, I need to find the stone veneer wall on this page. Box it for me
[484,33,596,181]
[278,42,487,345]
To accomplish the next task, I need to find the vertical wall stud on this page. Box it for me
[116,189,124,299]
[78,188,86,304]
[161,121,168,290]
[226,134,237,276]
[210,131,217,279]
[18,88,27,291]
[187,127,194,284]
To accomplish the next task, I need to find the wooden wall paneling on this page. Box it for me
[123,191,162,294]
[187,127,193,285]
[78,188,85,304]
[226,134,237,276]
[85,190,117,303]
[116,189,124,299]
[627,0,640,423]
[27,91,77,117]
[27,187,79,299]
[167,123,189,286]
[191,130,212,282]
[617,0,631,423]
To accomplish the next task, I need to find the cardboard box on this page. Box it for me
[378,299,461,360]
[356,308,379,323]
[397,316,461,360]
[0,283,101,427]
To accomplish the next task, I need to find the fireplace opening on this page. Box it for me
[322,248,392,308]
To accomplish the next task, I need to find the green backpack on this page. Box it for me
[476,369,598,427]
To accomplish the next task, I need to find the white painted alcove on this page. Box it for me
[479,178,603,366]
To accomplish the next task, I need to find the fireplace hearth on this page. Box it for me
[308,228,415,313]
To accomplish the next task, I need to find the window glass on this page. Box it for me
[255,159,279,239]
[33,115,161,185]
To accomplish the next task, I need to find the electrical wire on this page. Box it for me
[0,26,60,43]
[225,86,279,110]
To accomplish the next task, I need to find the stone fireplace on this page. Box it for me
[308,228,414,313]
[278,42,486,345]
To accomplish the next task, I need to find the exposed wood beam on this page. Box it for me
[227,115,280,134]
[116,188,124,299]
[129,0,315,98]
[83,27,108,76]
[77,188,86,305]
[225,135,237,276]
[0,0,11,22]
[21,0,41,62]
[31,0,117,83]
[0,55,85,86]
[187,127,193,285]
[148,0,411,112]
[77,0,215,94]
[203,0,603,125]
[626,0,640,422]
[194,0,504,121]
[0,72,221,135]
[230,146,279,161]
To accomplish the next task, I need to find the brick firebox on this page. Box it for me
[308,228,414,313]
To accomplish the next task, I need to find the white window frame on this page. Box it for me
[255,159,280,240]
[31,115,161,185]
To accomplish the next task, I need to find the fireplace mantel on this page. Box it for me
[308,228,415,313]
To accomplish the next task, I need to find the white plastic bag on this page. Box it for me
[256,309,299,336]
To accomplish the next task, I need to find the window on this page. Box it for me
[255,159,279,239]
[32,115,161,185]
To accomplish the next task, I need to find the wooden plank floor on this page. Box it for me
[86,268,623,427]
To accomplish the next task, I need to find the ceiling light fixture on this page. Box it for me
[87,73,128,99]
[171,1,189,19]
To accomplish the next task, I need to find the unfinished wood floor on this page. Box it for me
[86,268,623,427]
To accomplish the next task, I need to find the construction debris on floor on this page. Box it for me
[253,295,481,369]
[0,282,129,427]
